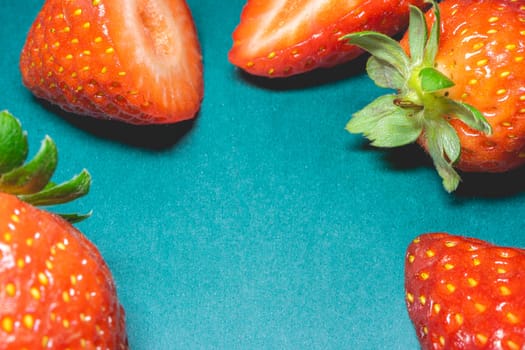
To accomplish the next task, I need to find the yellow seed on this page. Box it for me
[487,29,498,34]
[507,312,519,324]
[497,268,507,274]
[62,26,71,33]
[93,0,101,5]
[38,272,48,285]
[246,61,254,68]
[488,16,499,23]
[71,38,79,44]
[444,263,455,270]
[439,336,445,346]
[413,237,421,244]
[444,240,457,248]
[472,43,484,50]
[23,314,34,329]
[477,59,489,66]
[70,275,77,285]
[507,340,520,350]
[455,313,464,325]
[1,317,13,333]
[426,249,435,258]
[118,71,126,76]
[406,292,414,303]
[473,258,481,266]
[5,283,16,297]
[26,238,33,246]
[467,278,478,287]
[433,303,441,314]
[3,233,12,242]
[66,54,73,60]
[83,50,91,55]
[63,319,70,328]
[476,333,488,345]
[496,89,507,95]
[516,56,524,62]
[500,286,512,296]
[408,255,415,263]
[500,71,510,78]
[475,303,487,312]
[42,336,49,347]
[17,258,25,268]
[267,51,276,59]
[446,283,456,293]
[268,68,275,75]
[74,9,82,16]
[30,287,41,300]
[83,22,91,29]
[420,272,430,280]
[419,295,427,305]
[62,291,71,302]
[506,44,517,50]
[105,47,114,54]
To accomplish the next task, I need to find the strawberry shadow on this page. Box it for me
[233,54,368,91]
[38,99,196,150]
[355,141,525,198]
[455,168,525,198]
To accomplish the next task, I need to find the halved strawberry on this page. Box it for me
[342,0,525,192]
[228,0,426,78]
[0,110,127,348]
[20,0,203,125]
[406,233,525,349]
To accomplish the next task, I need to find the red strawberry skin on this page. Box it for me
[228,0,426,78]
[0,193,127,349]
[20,0,203,125]
[407,0,525,173]
[405,233,525,349]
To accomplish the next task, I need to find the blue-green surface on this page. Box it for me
[2,1,525,349]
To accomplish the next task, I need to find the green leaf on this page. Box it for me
[0,136,58,194]
[408,5,428,65]
[423,0,441,65]
[446,101,492,135]
[366,57,405,90]
[347,95,423,147]
[19,169,91,206]
[342,31,411,78]
[419,67,455,92]
[57,211,92,224]
[0,110,28,174]
[424,119,461,192]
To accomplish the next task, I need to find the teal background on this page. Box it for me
[3,1,525,349]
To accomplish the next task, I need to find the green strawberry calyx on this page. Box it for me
[341,0,492,193]
[0,110,91,222]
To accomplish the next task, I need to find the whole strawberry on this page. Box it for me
[342,0,525,192]
[406,233,525,349]
[20,0,203,125]
[0,110,128,349]
[228,0,426,78]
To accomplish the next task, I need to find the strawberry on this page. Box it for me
[405,233,525,349]
[228,0,427,78]
[0,110,128,348]
[342,0,525,192]
[20,0,203,125]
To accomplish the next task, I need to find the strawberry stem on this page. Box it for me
[0,110,91,222]
[340,0,492,192]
